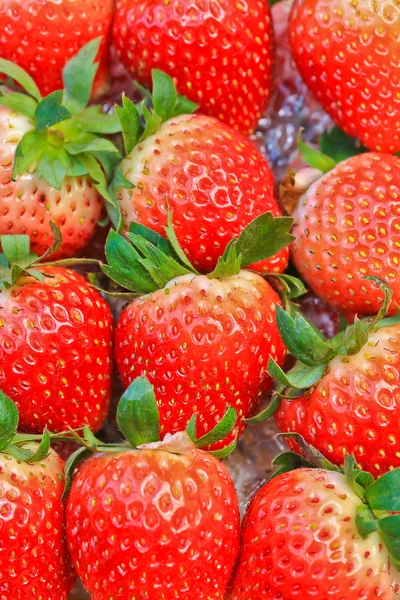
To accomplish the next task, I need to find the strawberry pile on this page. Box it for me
[1,2,400,600]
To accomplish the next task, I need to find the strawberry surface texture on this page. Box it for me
[66,445,240,599]
[113,0,274,134]
[0,267,113,433]
[117,113,289,274]
[0,445,75,600]
[290,0,400,153]
[0,0,114,98]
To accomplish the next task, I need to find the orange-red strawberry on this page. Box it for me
[66,378,241,600]
[289,0,400,153]
[0,0,114,99]
[290,152,400,317]
[0,232,113,433]
[112,74,288,275]
[0,394,75,599]
[229,456,400,599]
[102,212,293,449]
[0,42,121,259]
[113,0,274,135]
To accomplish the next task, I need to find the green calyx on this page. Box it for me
[0,224,99,289]
[101,209,295,293]
[63,376,238,497]
[299,127,370,172]
[0,38,121,201]
[270,442,400,572]
[264,277,396,406]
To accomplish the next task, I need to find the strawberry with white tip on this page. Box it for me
[0,39,121,259]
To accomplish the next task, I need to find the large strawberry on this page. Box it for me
[111,71,289,274]
[0,40,121,259]
[229,454,400,599]
[0,0,114,99]
[288,151,400,317]
[260,279,400,475]
[289,0,400,154]
[101,211,294,449]
[66,377,241,599]
[0,393,75,599]
[0,229,113,433]
[113,0,274,135]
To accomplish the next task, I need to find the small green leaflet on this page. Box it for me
[116,377,160,448]
[62,37,101,114]
[34,91,72,132]
[320,126,368,163]
[0,58,42,101]
[298,130,336,173]
[115,95,141,155]
[0,91,38,119]
[0,391,19,451]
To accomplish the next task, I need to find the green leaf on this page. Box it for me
[63,446,92,499]
[173,93,199,117]
[186,414,197,442]
[64,135,119,156]
[103,229,157,293]
[115,95,141,155]
[116,377,160,448]
[270,274,308,300]
[320,126,368,163]
[129,221,173,257]
[0,391,18,451]
[193,407,237,448]
[268,358,326,390]
[0,91,38,119]
[36,151,68,190]
[164,208,197,272]
[152,70,178,122]
[75,106,122,134]
[92,150,122,181]
[276,305,336,366]
[365,468,400,513]
[209,243,242,279]
[12,130,49,178]
[244,393,282,424]
[39,222,62,261]
[1,235,31,266]
[378,515,400,571]
[271,451,315,480]
[209,433,238,459]
[34,91,72,132]
[0,58,41,101]
[355,504,379,539]
[24,430,50,462]
[344,454,367,500]
[139,105,162,142]
[62,38,101,114]
[298,130,337,173]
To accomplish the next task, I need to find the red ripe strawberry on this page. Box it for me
[102,212,293,449]
[229,457,400,599]
[0,0,114,98]
[289,0,400,153]
[66,377,241,600]
[0,233,113,433]
[113,0,274,135]
[290,152,400,317]
[113,75,288,274]
[0,394,75,599]
[0,42,121,259]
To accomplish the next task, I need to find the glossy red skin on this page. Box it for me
[115,271,286,449]
[229,468,398,599]
[67,447,240,599]
[0,0,114,98]
[290,0,400,153]
[277,323,400,476]
[118,113,289,274]
[0,446,75,600]
[291,153,400,317]
[113,0,274,135]
[0,267,113,433]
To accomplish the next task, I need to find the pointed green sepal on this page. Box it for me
[243,393,283,424]
[0,391,19,451]
[0,58,42,101]
[62,446,92,499]
[268,358,326,390]
[320,126,368,164]
[188,406,237,449]
[116,377,160,448]
[270,450,315,480]
[277,432,340,471]
[62,37,101,114]
[298,130,336,173]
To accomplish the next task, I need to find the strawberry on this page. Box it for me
[111,71,289,275]
[289,151,400,317]
[260,279,400,475]
[289,0,400,153]
[0,0,114,99]
[101,211,293,450]
[0,230,113,433]
[65,377,241,600]
[113,0,274,135]
[0,41,121,259]
[0,393,75,599]
[229,454,400,599]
